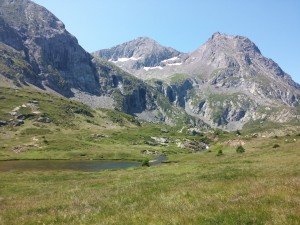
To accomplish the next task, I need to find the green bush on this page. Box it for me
[273,144,280,148]
[216,150,223,156]
[236,145,245,153]
[142,159,150,167]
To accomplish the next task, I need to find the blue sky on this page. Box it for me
[33,0,300,83]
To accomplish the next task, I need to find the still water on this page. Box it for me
[0,160,141,172]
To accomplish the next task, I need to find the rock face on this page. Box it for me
[94,33,300,130]
[0,0,101,96]
[92,57,189,124]
[0,0,188,125]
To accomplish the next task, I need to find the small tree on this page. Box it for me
[236,145,245,153]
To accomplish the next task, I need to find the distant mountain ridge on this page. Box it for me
[93,33,300,130]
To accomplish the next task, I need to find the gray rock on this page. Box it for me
[16,114,34,120]
[0,120,8,126]
[28,100,39,104]
[13,120,24,127]
[37,117,51,123]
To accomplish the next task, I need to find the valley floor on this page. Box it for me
[0,136,299,225]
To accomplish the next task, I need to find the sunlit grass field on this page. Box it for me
[0,135,299,225]
[0,87,300,224]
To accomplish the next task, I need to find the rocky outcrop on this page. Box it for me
[92,58,189,124]
[0,0,100,96]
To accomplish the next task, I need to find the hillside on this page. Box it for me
[0,0,195,125]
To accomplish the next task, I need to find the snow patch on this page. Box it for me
[162,57,179,62]
[166,63,182,66]
[144,66,163,71]
[111,57,141,63]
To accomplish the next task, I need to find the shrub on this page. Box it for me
[236,130,241,135]
[214,129,221,136]
[142,159,150,167]
[236,145,245,153]
[216,150,223,156]
[273,144,280,148]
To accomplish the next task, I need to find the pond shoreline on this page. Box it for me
[0,155,168,172]
[0,160,140,172]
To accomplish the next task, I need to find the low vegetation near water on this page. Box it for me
[0,87,300,224]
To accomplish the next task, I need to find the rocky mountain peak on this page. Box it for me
[187,32,292,81]
[0,0,66,37]
[190,33,261,62]
[93,33,300,129]
[93,37,181,70]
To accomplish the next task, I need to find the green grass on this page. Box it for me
[168,73,191,85]
[0,87,203,161]
[0,87,300,224]
[0,135,299,224]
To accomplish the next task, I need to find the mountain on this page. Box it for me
[1,0,299,131]
[94,33,300,130]
[93,37,182,76]
[0,0,191,125]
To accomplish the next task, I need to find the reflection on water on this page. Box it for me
[0,160,140,172]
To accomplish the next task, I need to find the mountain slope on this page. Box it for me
[0,0,195,126]
[0,0,100,96]
[94,33,300,130]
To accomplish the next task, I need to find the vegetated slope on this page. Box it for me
[0,0,198,125]
[1,132,300,224]
[94,33,300,130]
[0,86,214,161]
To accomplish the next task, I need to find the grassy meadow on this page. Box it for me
[0,135,299,224]
[0,87,300,224]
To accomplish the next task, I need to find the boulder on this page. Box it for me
[0,120,8,126]
[13,120,24,126]
[16,114,34,120]
[37,117,51,123]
